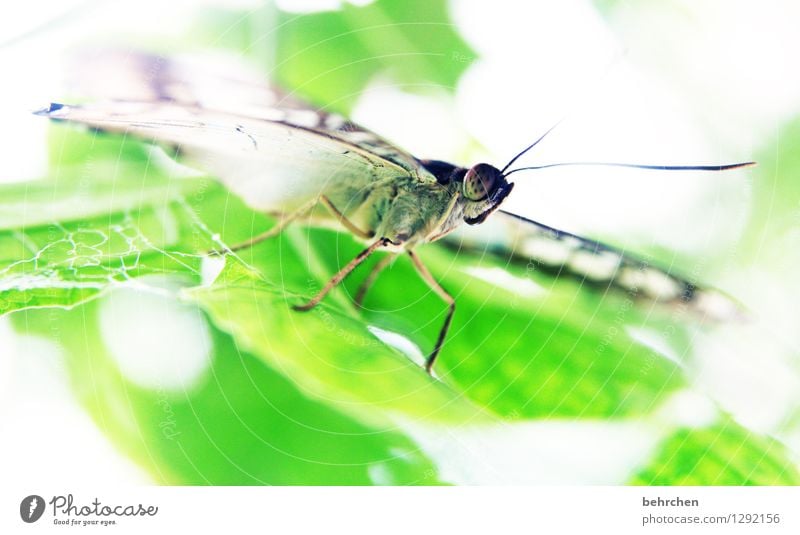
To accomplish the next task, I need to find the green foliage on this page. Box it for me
[274,0,473,111]
[355,245,685,419]
[3,2,798,485]
[199,0,475,112]
[15,302,442,485]
[187,256,485,424]
[631,420,800,485]
[0,153,211,315]
[3,124,798,484]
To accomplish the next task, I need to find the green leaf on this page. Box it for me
[630,419,800,485]
[274,0,474,111]
[198,0,475,113]
[0,172,214,315]
[0,163,206,231]
[5,124,800,484]
[12,302,444,485]
[287,231,689,419]
[186,255,486,425]
[161,210,685,423]
[0,128,220,315]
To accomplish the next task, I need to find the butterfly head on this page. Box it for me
[461,163,514,225]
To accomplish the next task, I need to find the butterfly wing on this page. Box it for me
[38,50,437,213]
[450,209,744,321]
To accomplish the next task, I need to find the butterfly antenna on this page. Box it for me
[500,119,566,174]
[503,160,756,178]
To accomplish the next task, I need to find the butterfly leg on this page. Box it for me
[319,195,375,239]
[354,254,395,308]
[209,198,318,255]
[407,250,455,374]
[293,237,391,311]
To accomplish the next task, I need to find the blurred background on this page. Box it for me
[2,0,799,485]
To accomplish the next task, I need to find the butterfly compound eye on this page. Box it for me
[463,164,500,201]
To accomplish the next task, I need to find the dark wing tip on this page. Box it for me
[33,102,66,116]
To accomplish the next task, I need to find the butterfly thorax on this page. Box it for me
[346,176,461,248]
[367,162,514,248]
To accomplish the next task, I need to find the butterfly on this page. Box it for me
[36,50,753,373]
